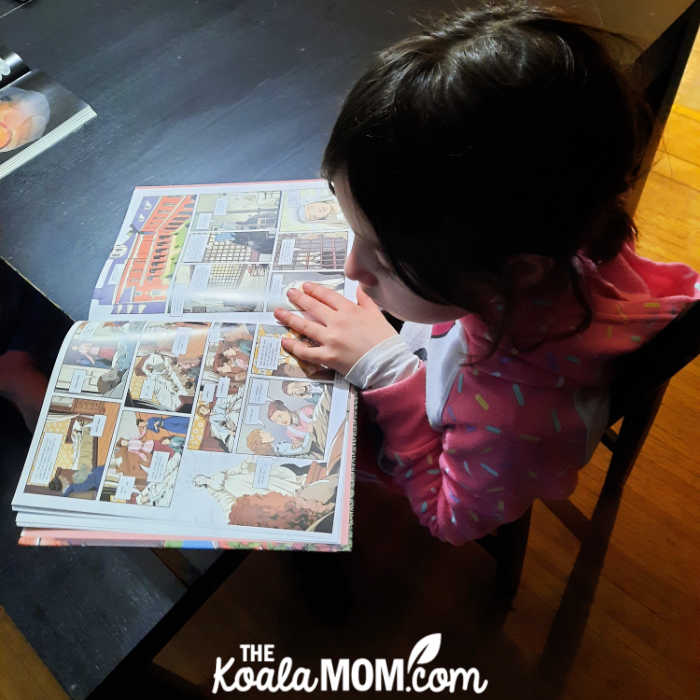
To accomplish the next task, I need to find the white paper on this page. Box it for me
[253,459,273,489]
[89,414,107,437]
[214,196,227,215]
[201,381,216,403]
[196,212,212,230]
[140,377,155,400]
[115,475,136,501]
[216,376,230,398]
[172,327,191,355]
[256,336,282,371]
[249,378,269,404]
[183,234,209,262]
[277,238,295,265]
[147,451,169,483]
[245,405,262,424]
[29,433,63,486]
[68,369,86,394]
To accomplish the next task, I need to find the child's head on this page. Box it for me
[323,2,649,339]
[268,399,292,425]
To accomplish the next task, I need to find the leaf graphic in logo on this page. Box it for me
[407,633,442,673]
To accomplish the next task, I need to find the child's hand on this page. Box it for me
[273,283,398,375]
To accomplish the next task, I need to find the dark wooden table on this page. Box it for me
[0,1,697,697]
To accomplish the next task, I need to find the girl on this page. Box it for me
[273,2,700,545]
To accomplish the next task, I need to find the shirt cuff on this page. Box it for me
[344,334,421,389]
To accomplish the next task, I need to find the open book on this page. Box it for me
[11,180,356,551]
[0,44,96,179]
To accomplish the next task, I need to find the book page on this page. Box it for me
[88,181,352,323]
[11,319,353,545]
[0,70,95,179]
[0,45,29,88]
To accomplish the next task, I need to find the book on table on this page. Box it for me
[11,179,356,551]
[0,44,95,179]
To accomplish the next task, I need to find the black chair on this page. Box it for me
[483,299,700,599]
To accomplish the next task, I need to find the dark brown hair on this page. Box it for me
[322,2,650,350]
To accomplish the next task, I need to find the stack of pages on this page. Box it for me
[12,180,356,551]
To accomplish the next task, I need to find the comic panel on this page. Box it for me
[182,230,277,265]
[101,410,189,506]
[279,187,347,232]
[91,194,196,315]
[188,323,255,453]
[56,321,144,399]
[169,263,270,314]
[251,324,334,381]
[191,190,281,232]
[184,456,339,532]
[272,231,347,271]
[236,378,332,460]
[125,322,209,414]
[23,397,119,500]
[266,270,345,311]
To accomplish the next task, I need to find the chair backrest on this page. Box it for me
[608,299,700,423]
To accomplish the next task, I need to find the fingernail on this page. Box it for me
[287,288,298,297]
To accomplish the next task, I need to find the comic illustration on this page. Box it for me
[23,397,119,499]
[100,411,188,506]
[126,322,209,414]
[191,190,281,232]
[182,230,277,265]
[190,457,339,532]
[236,378,332,459]
[91,194,195,315]
[188,323,255,452]
[169,263,269,313]
[272,231,347,271]
[266,270,345,311]
[279,187,347,232]
[56,321,144,398]
[251,324,334,381]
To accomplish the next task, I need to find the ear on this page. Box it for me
[504,254,555,291]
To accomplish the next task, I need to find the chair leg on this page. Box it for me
[493,507,532,601]
[604,382,668,495]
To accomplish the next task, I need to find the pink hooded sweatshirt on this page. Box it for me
[359,245,699,545]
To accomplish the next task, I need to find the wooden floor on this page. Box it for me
[152,34,700,700]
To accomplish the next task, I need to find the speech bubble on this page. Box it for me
[182,234,209,262]
[169,287,186,316]
[172,328,192,356]
[249,378,269,404]
[256,336,282,371]
[147,451,169,482]
[89,414,107,437]
[191,264,211,290]
[68,369,87,394]
[29,432,64,486]
[245,405,262,424]
[115,475,136,501]
[277,238,296,266]
[196,212,212,230]
[140,377,155,400]
[216,376,230,398]
[253,458,273,490]
[201,381,216,404]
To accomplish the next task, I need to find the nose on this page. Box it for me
[344,240,378,288]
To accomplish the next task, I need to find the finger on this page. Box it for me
[280,336,327,366]
[302,282,355,311]
[273,308,327,344]
[286,287,335,324]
